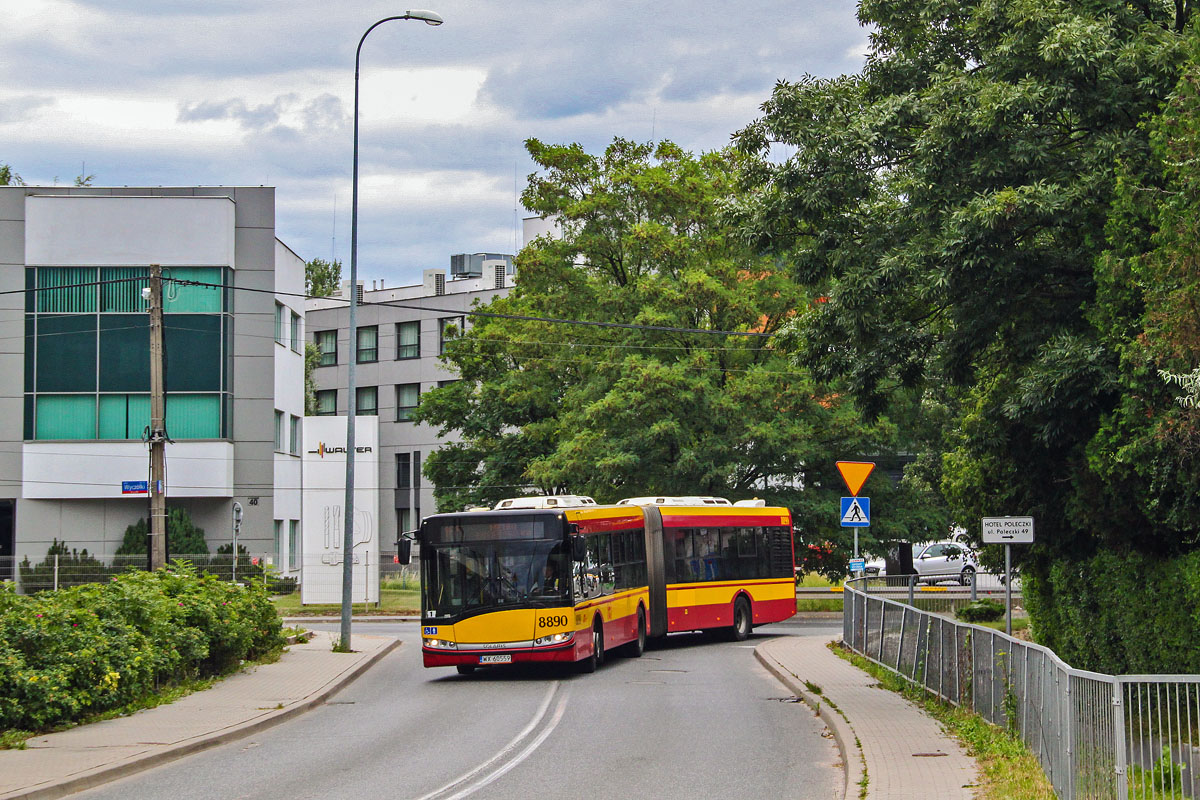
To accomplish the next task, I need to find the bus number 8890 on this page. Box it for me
[539,615,569,628]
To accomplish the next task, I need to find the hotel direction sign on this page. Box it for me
[981,516,1034,544]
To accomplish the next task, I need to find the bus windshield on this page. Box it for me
[423,539,569,617]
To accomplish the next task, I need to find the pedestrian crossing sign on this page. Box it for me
[840,496,870,527]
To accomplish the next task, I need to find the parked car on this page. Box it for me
[858,541,979,585]
[913,541,978,585]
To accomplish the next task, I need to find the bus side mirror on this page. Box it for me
[570,535,586,560]
[396,536,412,565]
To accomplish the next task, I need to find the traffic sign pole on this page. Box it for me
[1006,544,1012,636]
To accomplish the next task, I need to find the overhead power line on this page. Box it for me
[6,275,779,339]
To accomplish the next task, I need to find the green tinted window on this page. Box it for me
[163,268,223,313]
[36,315,97,392]
[98,394,151,439]
[165,315,222,391]
[35,395,96,439]
[166,394,220,439]
[37,268,97,313]
[98,315,150,391]
[100,268,149,312]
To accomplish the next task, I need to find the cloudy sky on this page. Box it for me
[2,1,869,289]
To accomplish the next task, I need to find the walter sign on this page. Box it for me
[981,516,1035,544]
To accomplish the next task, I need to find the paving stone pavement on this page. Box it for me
[756,635,979,800]
[0,632,398,800]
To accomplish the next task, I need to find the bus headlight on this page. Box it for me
[534,632,573,646]
[424,639,457,649]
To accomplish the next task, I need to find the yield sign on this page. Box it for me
[836,461,875,496]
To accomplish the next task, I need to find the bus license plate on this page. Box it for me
[479,654,512,664]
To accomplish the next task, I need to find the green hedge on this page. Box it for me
[1024,551,1200,675]
[0,563,283,732]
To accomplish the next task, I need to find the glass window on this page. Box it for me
[274,409,284,450]
[315,389,337,416]
[439,316,464,354]
[34,395,96,439]
[274,303,285,344]
[38,267,97,313]
[356,386,377,416]
[274,520,282,568]
[100,268,148,312]
[36,315,97,392]
[289,414,300,455]
[162,267,223,313]
[396,383,419,421]
[316,330,337,366]
[437,379,459,389]
[164,315,222,391]
[399,508,412,534]
[288,520,300,571]
[290,311,302,352]
[396,321,420,359]
[98,394,151,439]
[166,394,220,439]
[356,325,378,363]
[397,452,411,489]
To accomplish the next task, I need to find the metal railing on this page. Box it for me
[0,553,295,594]
[844,576,1200,800]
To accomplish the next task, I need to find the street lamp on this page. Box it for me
[341,9,443,652]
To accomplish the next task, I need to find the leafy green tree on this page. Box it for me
[733,0,1194,564]
[305,257,341,297]
[415,138,943,569]
[0,163,23,186]
[115,508,208,556]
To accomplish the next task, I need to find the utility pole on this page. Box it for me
[147,264,168,570]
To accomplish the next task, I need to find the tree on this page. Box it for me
[115,507,208,556]
[0,163,23,186]
[305,257,341,297]
[414,138,942,568]
[732,0,1194,563]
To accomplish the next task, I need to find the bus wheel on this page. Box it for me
[456,664,476,675]
[728,597,751,642]
[578,621,603,673]
[624,608,646,658]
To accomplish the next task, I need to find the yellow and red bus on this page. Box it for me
[410,497,795,674]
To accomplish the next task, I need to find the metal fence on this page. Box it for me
[844,576,1200,800]
[0,553,293,594]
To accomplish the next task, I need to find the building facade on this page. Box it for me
[0,187,305,578]
[305,259,513,543]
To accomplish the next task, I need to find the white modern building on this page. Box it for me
[0,187,306,579]
[305,254,515,544]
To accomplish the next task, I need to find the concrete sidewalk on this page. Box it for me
[756,635,979,800]
[0,632,398,800]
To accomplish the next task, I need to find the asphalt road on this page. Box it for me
[71,618,843,800]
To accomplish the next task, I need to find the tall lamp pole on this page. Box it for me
[341,9,443,652]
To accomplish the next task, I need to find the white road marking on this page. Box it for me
[414,681,565,800]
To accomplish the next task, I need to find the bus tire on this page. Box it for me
[623,608,646,658]
[456,664,476,675]
[578,620,603,673]
[728,596,752,642]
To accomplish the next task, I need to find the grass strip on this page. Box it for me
[831,642,1056,800]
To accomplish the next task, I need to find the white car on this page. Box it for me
[858,541,979,585]
[913,541,978,585]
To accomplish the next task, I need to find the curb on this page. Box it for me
[755,640,863,800]
[2,639,401,800]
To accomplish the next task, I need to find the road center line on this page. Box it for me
[442,690,570,800]
[413,681,562,800]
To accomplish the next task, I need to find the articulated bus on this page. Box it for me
[408,496,796,674]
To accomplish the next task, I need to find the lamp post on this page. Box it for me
[341,9,443,652]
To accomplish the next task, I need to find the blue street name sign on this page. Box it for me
[840,496,870,527]
[122,480,148,495]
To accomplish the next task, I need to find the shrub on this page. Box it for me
[115,507,208,556]
[0,562,283,733]
[956,598,1005,623]
[18,540,118,592]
